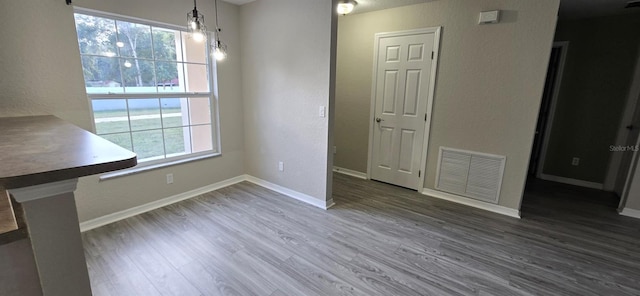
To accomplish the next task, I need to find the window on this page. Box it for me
[73,11,219,167]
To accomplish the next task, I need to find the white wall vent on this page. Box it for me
[435,147,506,204]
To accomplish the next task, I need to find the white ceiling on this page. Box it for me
[220,0,433,11]
[345,0,433,14]
[224,0,640,20]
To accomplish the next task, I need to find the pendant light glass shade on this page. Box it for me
[212,38,227,61]
[210,0,227,61]
[187,0,206,42]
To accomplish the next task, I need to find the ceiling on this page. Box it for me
[342,0,433,14]
[223,0,640,20]
[559,0,640,20]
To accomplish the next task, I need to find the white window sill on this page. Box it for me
[99,152,221,181]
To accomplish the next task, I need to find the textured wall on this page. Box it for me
[334,0,560,210]
[240,0,334,203]
[0,0,245,222]
[0,0,91,130]
[544,14,640,184]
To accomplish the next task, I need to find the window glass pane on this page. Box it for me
[92,99,130,134]
[74,14,117,56]
[184,63,209,93]
[164,127,191,156]
[102,133,133,151]
[75,12,216,164]
[122,59,156,93]
[116,21,153,59]
[156,61,183,92]
[188,97,211,125]
[191,125,212,153]
[128,99,162,131]
[152,27,179,61]
[81,56,123,93]
[161,98,188,128]
[132,130,165,160]
[182,33,207,64]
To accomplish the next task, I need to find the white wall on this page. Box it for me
[240,0,335,205]
[334,0,560,210]
[0,0,245,222]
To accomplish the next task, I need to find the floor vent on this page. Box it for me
[435,147,506,204]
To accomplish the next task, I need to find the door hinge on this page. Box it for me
[418,170,421,178]
[431,51,434,60]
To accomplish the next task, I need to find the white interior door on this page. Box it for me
[370,30,436,190]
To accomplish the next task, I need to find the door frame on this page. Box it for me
[535,41,570,179]
[619,132,640,211]
[605,44,640,193]
[366,27,441,191]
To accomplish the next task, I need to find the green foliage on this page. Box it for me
[74,13,180,87]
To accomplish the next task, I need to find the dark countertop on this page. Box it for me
[0,115,137,189]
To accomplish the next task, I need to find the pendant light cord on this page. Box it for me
[214,0,220,30]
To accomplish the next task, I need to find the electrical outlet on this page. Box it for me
[278,161,284,172]
[572,157,580,166]
[166,173,174,184]
[319,106,326,118]
[333,146,337,154]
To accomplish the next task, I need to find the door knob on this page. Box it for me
[375,117,384,123]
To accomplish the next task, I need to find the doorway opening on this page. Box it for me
[528,42,568,178]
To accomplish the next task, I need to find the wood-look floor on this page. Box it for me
[0,192,17,234]
[82,174,640,296]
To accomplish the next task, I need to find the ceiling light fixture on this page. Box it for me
[210,0,227,61]
[187,0,207,42]
[337,0,357,15]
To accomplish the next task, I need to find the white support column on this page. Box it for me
[8,179,92,296]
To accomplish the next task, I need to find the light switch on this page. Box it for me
[319,106,326,118]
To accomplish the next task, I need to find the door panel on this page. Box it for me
[377,126,394,169]
[403,70,421,115]
[371,32,435,190]
[382,71,399,114]
[398,129,416,173]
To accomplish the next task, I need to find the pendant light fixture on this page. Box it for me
[187,0,207,42]
[211,0,228,61]
[337,0,357,15]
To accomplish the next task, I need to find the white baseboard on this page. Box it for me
[539,174,604,190]
[620,208,640,219]
[245,175,333,210]
[80,175,247,232]
[421,188,521,219]
[333,166,367,180]
[80,174,334,232]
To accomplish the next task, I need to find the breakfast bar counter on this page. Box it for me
[0,115,136,295]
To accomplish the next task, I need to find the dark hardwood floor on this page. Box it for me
[82,174,640,295]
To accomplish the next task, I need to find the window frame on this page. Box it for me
[74,8,222,179]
